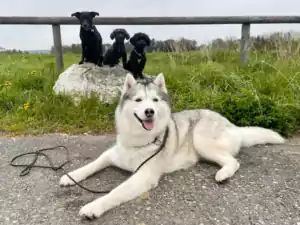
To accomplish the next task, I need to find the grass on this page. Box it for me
[0,48,300,137]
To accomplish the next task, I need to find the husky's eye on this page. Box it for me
[153,98,159,102]
[135,98,142,102]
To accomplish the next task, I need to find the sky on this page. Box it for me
[1,0,300,50]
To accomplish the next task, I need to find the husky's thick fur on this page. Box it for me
[59,73,285,219]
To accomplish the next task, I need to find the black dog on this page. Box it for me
[71,11,103,67]
[124,32,151,79]
[103,28,130,67]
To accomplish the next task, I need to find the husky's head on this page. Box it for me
[115,73,171,137]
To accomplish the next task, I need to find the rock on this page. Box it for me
[52,63,153,104]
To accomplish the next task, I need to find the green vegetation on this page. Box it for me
[1,41,300,137]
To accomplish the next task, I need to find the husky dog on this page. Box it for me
[59,73,285,219]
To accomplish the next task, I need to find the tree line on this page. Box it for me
[49,32,300,54]
[1,31,299,54]
[50,37,199,54]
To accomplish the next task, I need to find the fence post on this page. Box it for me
[52,24,64,72]
[240,23,251,64]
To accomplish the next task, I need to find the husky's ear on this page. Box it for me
[122,73,137,94]
[154,73,167,93]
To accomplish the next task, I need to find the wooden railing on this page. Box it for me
[1,16,300,72]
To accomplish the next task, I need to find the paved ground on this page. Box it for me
[1,134,300,225]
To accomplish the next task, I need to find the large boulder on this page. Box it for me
[53,63,146,104]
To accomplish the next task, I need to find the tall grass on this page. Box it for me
[0,39,300,136]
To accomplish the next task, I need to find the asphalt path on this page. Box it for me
[1,134,300,225]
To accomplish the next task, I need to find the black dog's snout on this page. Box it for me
[144,108,155,118]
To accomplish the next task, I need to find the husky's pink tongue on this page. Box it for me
[143,120,154,130]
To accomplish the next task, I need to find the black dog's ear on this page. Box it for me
[110,31,115,40]
[145,35,151,46]
[90,11,99,17]
[129,33,139,45]
[125,31,130,40]
[71,12,81,18]
[140,33,151,46]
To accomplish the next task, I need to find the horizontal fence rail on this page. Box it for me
[1,16,300,25]
[0,16,299,72]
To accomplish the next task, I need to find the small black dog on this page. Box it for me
[103,28,130,67]
[71,11,103,67]
[124,32,151,79]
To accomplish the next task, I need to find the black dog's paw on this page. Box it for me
[138,74,145,79]
[78,61,84,65]
[97,62,103,67]
[133,74,144,80]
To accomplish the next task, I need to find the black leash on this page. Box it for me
[10,127,169,194]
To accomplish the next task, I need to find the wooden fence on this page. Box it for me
[1,16,300,72]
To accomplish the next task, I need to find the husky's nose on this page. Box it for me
[144,108,155,118]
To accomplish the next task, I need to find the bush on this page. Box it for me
[213,90,299,137]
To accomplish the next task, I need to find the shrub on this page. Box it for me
[213,89,299,137]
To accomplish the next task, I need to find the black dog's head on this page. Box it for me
[110,29,130,43]
[71,11,99,31]
[130,33,151,50]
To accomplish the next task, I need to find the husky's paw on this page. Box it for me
[59,174,76,186]
[215,162,240,182]
[215,169,231,182]
[79,201,105,220]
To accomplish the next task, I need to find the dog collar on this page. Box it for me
[133,49,143,58]
[132,135,160,148]
[132,129,167,148]
[133,127,169,172]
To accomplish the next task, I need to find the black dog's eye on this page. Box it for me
[135,98,142,102]
[153,98,159,102]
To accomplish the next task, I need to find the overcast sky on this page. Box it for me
[1,0,300,50]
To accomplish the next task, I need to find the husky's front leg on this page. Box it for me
[59,146,116,186]
[79,163,163,219]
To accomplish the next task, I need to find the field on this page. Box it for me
[0,48,300,137]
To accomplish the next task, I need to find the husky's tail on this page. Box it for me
[238,126,285,147]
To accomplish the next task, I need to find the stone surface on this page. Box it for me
[53,63,130,104]
[1,134,300,225]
